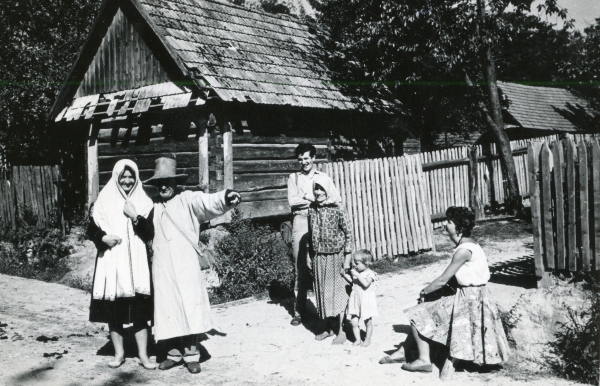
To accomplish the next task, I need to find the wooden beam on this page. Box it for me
[469,145,484,220]
[199,126,209,192]
[223,121,233,190]
[86,123,100,210]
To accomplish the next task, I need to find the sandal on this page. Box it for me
[379,356,406,364]
[290,316,302,326]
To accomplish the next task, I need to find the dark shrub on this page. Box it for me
[210,209,293,304]
[0,206,71,282]
[548,280,599,385]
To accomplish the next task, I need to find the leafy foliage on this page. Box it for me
[548,281,599,385]
[0,207,72,282]
[0,0,101,163]
[210,209,294,304]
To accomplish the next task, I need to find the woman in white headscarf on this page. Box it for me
[87,159,156,369]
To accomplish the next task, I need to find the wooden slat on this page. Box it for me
[398,157,416,252]
[101,167,201,186]
[223,124,233,190]
[407,156,425,250]
[355,161,365,250]
[566,139,577,271]
[593,138,600,271]
[343,161,355,250]
[237,199,289,218]
[232,159,328,173]
[540,143,555,269]
[229,134,330,146]
[390,158,407,255]
[364,160,376,255]
[551,141,566,269]
[373,160,386,257]
[383,158,398,256]
[415,156,434,250]
[199,127,209,192]
[98,138,198,156]
[349,162,360,250]
[98,152,198,171]
[578,141,590,271]
[528,143,544,278]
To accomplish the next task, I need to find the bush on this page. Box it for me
[0,207,72,282]
[548,280,599,385]
[210,209,293,304]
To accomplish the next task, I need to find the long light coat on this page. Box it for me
[152,190,230,341]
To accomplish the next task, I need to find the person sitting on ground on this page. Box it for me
[342,249,378,347]
[88,159,156,370]
[310,175,353,345]
[379,206,509,373]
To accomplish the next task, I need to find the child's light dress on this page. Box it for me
[346,268,378,330]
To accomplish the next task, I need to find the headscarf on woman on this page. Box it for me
[91,159,154,301]
[312,173,341,206]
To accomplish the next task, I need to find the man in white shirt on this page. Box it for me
[287,144,341,326]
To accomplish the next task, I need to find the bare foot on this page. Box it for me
[352,340,362,346]
[360,340,371,347]
[138,356,157,369]
[332,333,347,345]
[315,331,334,341]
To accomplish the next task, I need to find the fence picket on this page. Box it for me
[578,141,590,272]
[374,160,386,256]
[540,143,555,269]
[566,139,577,271]
[388,158,405,255]
[593,139,600,271]
[551,141,566,269]
[528,143,544,278]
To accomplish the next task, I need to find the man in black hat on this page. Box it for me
[144,157,241,374]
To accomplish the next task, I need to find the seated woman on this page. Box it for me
[380,206,509,373]
[88,159,155,369]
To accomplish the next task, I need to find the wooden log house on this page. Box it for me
[48,0,393,219]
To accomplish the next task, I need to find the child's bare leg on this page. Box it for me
[350,317,361,346]
[108,321,125,367]
[361,318,373,347]
[332,313,347,345]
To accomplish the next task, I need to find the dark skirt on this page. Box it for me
[89,293,153,326]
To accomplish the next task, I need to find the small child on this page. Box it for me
[342,249,378,347]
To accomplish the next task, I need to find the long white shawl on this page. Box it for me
[91,159,153,301]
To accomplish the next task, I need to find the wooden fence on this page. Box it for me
[0,166,64,229]
[318,155,434,259]
[528,137,600,284]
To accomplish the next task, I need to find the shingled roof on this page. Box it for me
[499,82,594,133]
[50,0,390,121]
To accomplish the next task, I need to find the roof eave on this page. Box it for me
[48,0,194,122]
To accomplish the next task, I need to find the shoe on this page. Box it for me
[107,358,125,368]
[379,356,406,364]
[158,358,181,371]
[187,361,201,374]
[139,361,157,370]
[290,316,302,326]
[401,362,433,373]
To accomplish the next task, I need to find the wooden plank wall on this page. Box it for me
[320,154,434,259]
[529,137,600,282]
[0,166,62,228]
[211,130,330,218]
[75,8,170,98]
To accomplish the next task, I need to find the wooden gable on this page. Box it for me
[75,8,170,98]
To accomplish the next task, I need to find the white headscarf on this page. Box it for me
[91,159,154,301]
[313,173,342,206]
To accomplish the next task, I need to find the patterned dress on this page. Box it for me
[404,243,510,364]
[346,269,378,330]
[310,204,353,319]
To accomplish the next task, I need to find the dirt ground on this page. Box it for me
[0,219,580,386]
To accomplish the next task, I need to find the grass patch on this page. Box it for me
[370,252,452,275]
[473,218,532,245]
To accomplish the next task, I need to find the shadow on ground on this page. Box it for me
[489,256,536,288]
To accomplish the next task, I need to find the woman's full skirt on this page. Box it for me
[404,286,510,364]
[313,251,350,319]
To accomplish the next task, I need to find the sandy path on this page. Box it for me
[0,221,578,386]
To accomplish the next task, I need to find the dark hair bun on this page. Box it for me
[445,206,475,235]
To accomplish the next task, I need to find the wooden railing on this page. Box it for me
[528,137,600,285]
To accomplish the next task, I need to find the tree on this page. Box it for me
[315,0,572,212]
[0,0,101,164]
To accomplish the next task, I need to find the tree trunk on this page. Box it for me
[476,0,521,213]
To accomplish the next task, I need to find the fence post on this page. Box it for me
[592,138,600,271]
[469,146,484,220]
[528,142,546,286]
